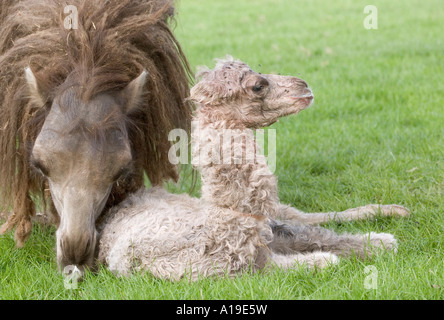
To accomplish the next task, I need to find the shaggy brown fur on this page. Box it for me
[0,0,193,248]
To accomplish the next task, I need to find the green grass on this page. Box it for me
[1,0,443,300]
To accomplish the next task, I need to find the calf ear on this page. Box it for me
[25,67,46,107]
[121,70,148,114]
[190,67,238,105]
[190,77,231,105]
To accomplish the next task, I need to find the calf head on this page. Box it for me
[190,57,313,127]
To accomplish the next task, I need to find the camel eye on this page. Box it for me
[252,85,263,92]
[113,166,132,182]
[251,77,269,94]
[31,159,49,177]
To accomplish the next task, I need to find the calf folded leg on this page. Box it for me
[278,203,409,225]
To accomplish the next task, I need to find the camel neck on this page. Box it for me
[194,107,247,130]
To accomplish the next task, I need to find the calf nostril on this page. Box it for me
[292,77,309,88]
[299,80,309,88]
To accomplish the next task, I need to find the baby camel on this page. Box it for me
[191,58,408,224]
[97,57,409,280]
[189,57,409,259]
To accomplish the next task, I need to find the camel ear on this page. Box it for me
[190,62,240,104]
[189,66,213,104]
[190,77,232,105]
[121,70,148,114]
[195,65,211,81]
[189,81,210,103]
[25,67,45,106]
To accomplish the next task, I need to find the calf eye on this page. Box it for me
[250,77,269,94]
[252,85,263,92]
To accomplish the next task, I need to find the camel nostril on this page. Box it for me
[299,80,309,88]
[292,77,309,89]
[63,264,85,287]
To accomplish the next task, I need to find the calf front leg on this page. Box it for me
[268,220,398,259]
[267,251,339,270]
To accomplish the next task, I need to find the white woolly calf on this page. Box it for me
[97,57,408,280]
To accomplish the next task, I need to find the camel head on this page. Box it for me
[27,67,147,274]
[190,56,313,128]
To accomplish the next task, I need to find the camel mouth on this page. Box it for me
[290,87,314,103]
[290,94,314,108]
[290,93,314,100]
[291,94,314,100]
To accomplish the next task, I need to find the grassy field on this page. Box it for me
[1,0,443,300]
